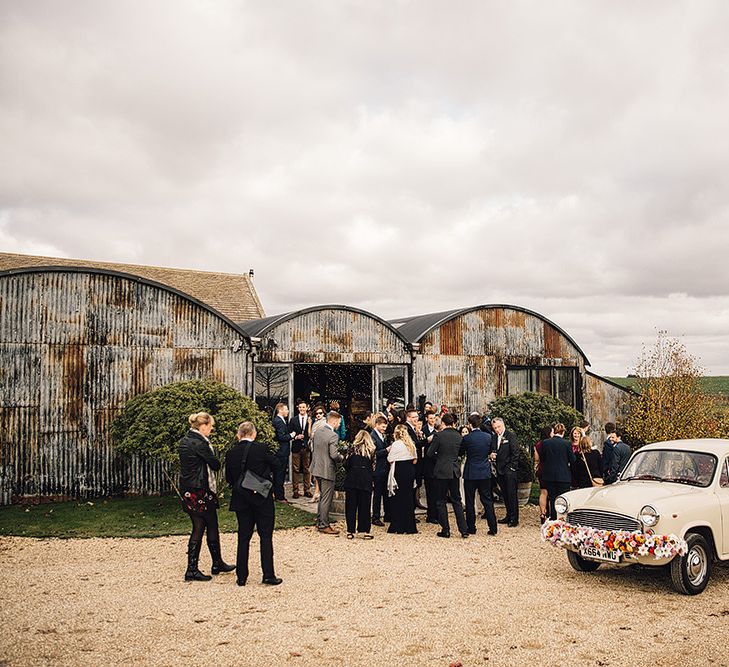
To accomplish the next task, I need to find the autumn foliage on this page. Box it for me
[624,332,729,446]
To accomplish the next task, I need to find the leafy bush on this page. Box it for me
[487,392,584,453]
[517,446,535,484]
[112,380,276,465]
[334,441,349,491]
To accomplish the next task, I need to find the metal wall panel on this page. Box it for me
[582,373,632,445]
[256,308,411,365]
[0,270,249,504]
[413,307,585,419]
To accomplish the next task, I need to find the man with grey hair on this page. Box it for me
[490,417,520,527]
[310,411,344,535]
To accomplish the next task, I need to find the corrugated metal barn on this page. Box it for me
[0,252,630,505]
[239,305,414,431]
[391,305,630,434]
[0,266,251,505]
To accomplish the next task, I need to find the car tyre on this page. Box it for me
[567,550,601,572]
[670,532,712,595]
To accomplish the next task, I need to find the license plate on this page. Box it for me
[580,546,620,563]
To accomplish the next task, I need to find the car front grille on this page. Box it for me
[567,509,641,532]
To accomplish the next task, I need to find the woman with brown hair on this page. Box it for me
[571,436,604,489]
[343,430,377,539]
[569,426,582,454]
[178,412,235,581]
[386,424,418,534]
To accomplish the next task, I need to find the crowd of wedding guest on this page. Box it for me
[270,399,523,539]
[176,400,626,585]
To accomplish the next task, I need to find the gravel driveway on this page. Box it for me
[1,505,728,666]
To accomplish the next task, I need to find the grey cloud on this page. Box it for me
[2,0,729,374]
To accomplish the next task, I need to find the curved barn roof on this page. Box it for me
[238,304,412,347]
[0,251,265,322]
[0,265,251,344]
[389,304,590,366]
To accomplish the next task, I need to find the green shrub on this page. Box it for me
[488,392,584,454]
[111,380,276,465]
[517,446,535,484]
[334,441,349,491]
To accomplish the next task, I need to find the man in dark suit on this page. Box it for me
[426,413,469,538]
[540,422,576,520]
[461,413,498,535]
[605,429,631,484]
[371,414,391,526]
[491,417,520,527]
[405,409,427,511]
[272,402,293,502]
[289,399,312,499]
[421,410,439,523]
[225,421,282,586]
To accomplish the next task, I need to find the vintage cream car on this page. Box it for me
[542,439,729,595]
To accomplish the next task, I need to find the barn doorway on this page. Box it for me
[293,364,373,438]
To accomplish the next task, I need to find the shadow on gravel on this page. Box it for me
[555,558,729,596]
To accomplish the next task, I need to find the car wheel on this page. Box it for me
[567,550,601,572]
[670,532,712,595]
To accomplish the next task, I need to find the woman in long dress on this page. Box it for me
[387,424,418,534]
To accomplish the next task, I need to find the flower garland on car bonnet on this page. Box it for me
[541,520,688,560]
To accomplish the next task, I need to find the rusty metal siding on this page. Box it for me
[256,308,411,365]
[583,373,632,444]
[413,307,585,419]
[0,270,249,505]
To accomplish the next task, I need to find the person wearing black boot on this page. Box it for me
[225,421,282,586]
[179,412,235,582]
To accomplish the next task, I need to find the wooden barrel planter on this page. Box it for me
[517,482,532,506]
[330,490,346,519]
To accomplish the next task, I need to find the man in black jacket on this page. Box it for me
[421,410,439,523]
[225,421,282,586]
[540,422,576,520]
[289,399,312,499]
[426,413,469,538]
[491,417,520,527]
[371,415,391,526]
[605,429,631,484]
[405,409,427,511]
[272,402,293,502]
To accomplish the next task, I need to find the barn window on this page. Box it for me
[254,364,290,417]
[376,366,408,412]
[506,366,580,409]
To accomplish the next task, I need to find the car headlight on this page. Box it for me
[639,505,660,527]
[554,496,569,515]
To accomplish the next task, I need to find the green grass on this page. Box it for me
[0,494,315,539]
[608,376,729,396]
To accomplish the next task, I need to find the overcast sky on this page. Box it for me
[1,1,728,376]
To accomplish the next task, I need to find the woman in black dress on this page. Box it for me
[343,430,377,539]
[178,412,235,581]
[386,424,418,534]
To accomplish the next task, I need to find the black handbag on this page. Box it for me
[235,441,273,498]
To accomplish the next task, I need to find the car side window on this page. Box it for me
[720,458,729,488]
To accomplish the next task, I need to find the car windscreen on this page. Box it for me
[621,449,717,487]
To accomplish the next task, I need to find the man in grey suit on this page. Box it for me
[310,411,344,535]
[426,413,469,538]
